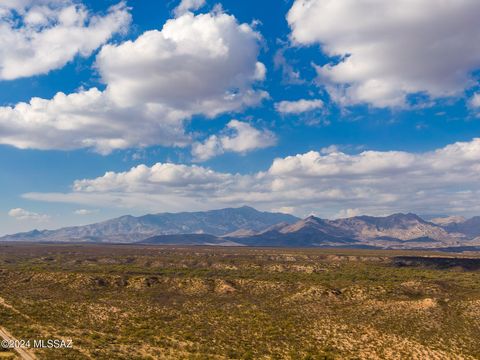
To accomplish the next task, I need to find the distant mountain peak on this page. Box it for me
[304,215,321,222]
[238,205,256,210]
[353,212,430,227]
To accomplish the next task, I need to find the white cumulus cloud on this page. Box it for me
[8,208,50,221]
[0,0,130,80]
[275,99,323,114]
[174,0,206,17]
[191,120,277,161]
[0,11,267,154]
[287,0,480,108]
[334,208,362,219]
[74,209,98,215]
[470,93,480,109]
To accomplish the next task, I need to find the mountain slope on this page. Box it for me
[237,216,359,247]
[327,213,456,242]
[443,216,480,238]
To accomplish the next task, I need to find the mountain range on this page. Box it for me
[1,206,298,243]
[3,206,480,250]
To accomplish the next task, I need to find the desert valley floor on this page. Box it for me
[0,244,479,359]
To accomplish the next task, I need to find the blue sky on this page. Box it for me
[2,0,480,235]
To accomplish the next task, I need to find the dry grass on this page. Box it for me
[0,244,479,359]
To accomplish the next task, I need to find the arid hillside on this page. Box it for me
[0,244,479,359]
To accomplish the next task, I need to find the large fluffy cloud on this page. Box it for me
[96,12,266,113]
[287,0,480,108]
[24,138,480,217]
[0,0,130,80]
[192,120,277,161]
[0,88,189,154]
[0,11,267,153]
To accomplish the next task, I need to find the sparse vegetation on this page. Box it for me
[0,244,479,359]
